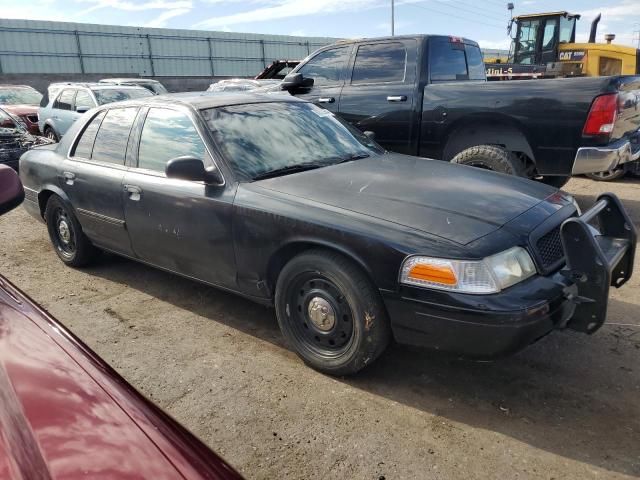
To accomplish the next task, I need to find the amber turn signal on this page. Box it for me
[407,263,457,285]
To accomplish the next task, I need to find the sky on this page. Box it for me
[2,0,640,51]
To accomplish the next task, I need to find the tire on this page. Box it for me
[275,249,391,376]
[537,175,571,189]
[586,168,626,182]
[44,126,59,143]
[450,145,526,176]
[44,195,97,267]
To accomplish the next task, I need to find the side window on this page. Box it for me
[430,39,468,82]
[465,45,486,81]
[91,107,138,165]
[298,46,351,86]
[71,111,106,159]
[54,89,75,111]
[137,108,206,173]
[351,43,407,84]
[74,90,95,111]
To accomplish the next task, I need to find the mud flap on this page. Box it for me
[560,193,637,334]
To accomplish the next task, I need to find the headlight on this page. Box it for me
[400,247,536,294]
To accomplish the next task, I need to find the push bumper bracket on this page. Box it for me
[560,193,637,334]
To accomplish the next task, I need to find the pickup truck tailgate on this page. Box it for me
[611,76,640,142]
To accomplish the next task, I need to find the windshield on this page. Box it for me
[0,88,43,106]
[201,102,383,180]
[515,19,540,64]
[92,88,153,105]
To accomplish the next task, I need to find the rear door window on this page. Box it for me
[297,46,352,86]
[71,111,106,159]
[74,90,95,111]
[54,89,75,111]
[137,108,207,173]
[351,43,407,84]
[91,107,138,165]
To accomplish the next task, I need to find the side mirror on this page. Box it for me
[0,165,24,216]
[165,156,224,185]
[281,72,314,90]
[75,106,90,114]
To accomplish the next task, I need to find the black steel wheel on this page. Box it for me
[275,249,391,375]
[44,195,97,267]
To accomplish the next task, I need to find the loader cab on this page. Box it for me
[510,11,579,65]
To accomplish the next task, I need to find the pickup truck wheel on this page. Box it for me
[451,145,526,176]
[44,126,58,143]
[275,250,391,376]
[538,175,571,189]
[585,168,626,182]
[44,195,97,267]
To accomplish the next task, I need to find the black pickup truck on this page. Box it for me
[279,35,640,186]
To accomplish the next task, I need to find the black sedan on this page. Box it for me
[19,94,636,375]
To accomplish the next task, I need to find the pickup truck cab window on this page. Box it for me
[351,42,407,84]
[91,107,138,165]
[298,46,351,85]
[71,110,106,159]
[137,108,207,173]
[429,38,484,82]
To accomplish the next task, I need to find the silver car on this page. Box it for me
[38,83,153,141]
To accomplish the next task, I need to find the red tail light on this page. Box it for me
[583,93,618,136]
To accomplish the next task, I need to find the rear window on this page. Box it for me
[351,43,407,84]
[92,88,153,105]
[429,38,486,83]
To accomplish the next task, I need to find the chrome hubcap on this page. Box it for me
[307,296,336,331]
[58,220,71,244]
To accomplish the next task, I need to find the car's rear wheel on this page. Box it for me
[450,145,526,176]
[275,249,391,375]
[586,168,626,182]
[44,195,97,267]
[44,126,58,143]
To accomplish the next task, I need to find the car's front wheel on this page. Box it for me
[275,249,391,375]
[44,195,97,267]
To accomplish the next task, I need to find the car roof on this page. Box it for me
[330,34,479,47]
[110,92,303,110]
[101,78,161,83]
[0,84,38,89]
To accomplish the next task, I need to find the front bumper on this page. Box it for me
[384,193,636,357]
[572,131,640,175]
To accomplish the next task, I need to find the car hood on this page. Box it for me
[254,153,559,245]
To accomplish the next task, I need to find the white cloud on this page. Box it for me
[478,38,511,50]
[76,0,192,17]
[193,0,378,28]
[145,7,191,27]
[580,1,640,21]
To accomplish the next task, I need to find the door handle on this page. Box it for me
[387,95,407,102]
[124,184,142,201]
[317,97,335,104]
[62,171,75,185]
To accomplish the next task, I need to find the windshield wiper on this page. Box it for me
[252,162,325,181]
[336,152,370,163]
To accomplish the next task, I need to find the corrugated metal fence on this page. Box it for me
[0,19,337,76]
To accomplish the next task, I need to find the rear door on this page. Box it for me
[60,107,139,255]
[52,89,76,136]
[121,106,236,287]
[290,45,353,113]
[337,40,418,154]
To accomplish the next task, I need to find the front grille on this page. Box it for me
[535,225,564,269]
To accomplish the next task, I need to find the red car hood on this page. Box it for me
[0,275,242,480]
[1,105,37,116]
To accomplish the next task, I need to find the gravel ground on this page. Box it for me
[1,176,639,479]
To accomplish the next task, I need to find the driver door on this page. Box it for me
[122,106,237,288]
[290,45,353,113]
